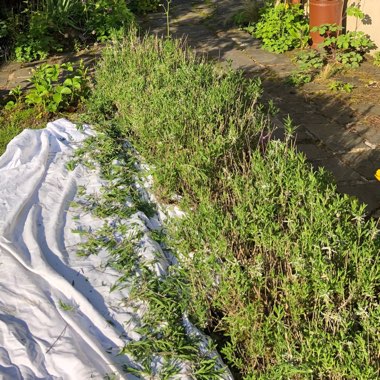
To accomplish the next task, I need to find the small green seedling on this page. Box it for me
[329,80,354,93]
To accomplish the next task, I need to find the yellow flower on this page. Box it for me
[375,169,380,181]
[285,3,289,9]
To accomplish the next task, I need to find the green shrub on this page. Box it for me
[87,34,265,197]
[84,0,134,42]
[15,11,59,62]
[247,3,309,53]
[129,0,161,14]
[8,0,135,62]
[87,34,380,379]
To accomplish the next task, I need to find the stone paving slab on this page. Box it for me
[217,29,256,48]
[305,122,369,152]
[220,49,263,73]
[296,143,334,161]
[348,120,380,147]
[0,73,9,87]
[352,103,380,118]
[244,45,292,67]
[338,149,380,180]
[337,181,380,215]
[311,156,365,183]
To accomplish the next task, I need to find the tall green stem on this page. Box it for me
[162,0,172,38]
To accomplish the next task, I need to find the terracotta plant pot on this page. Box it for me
[309,0,344,48]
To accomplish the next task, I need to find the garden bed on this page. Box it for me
[86,33,380,379]
[1,17,380,377]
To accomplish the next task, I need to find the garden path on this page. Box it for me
[1,0,380,217]
[140,0,380,218]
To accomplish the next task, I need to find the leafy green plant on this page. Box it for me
[0,19,8,38]
[311,4,375,69]
[287,71,312,86]
[293,49,325,71]
[7,0,135,62]
[83,0,134,42]
[328,80,354,93]
[335,48,364,68]
[232,0,261,27]
[129,0,161,14]
[15,11,61,62]
[248,3,309,53]
[43,0,83,27]
[25,61,89,113]
[288,50,325,87]
[346,5,366,20]
[5,85,22,110]
[373,51,380,67]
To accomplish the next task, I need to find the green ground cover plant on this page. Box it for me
[288,49,325,86]
[293,49,325,72]
[328,80,355,93]
[86,33,380,379]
